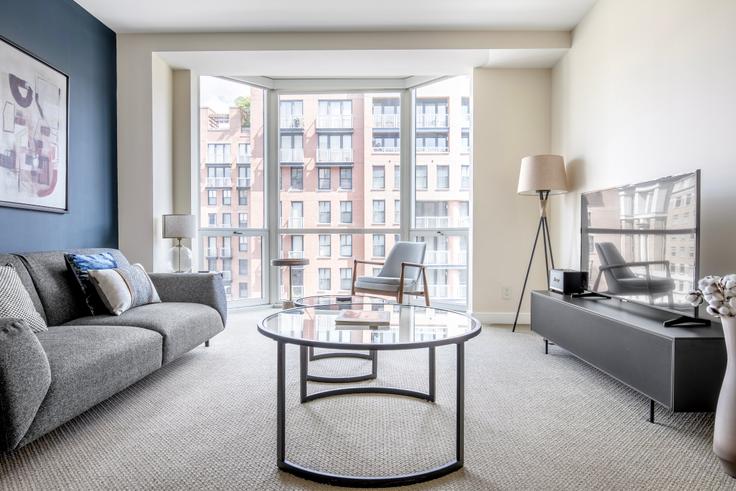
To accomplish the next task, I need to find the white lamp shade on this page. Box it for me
[162,214,196,239]
[517,155,568,195]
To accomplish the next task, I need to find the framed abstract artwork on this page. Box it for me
[0,35,68,213]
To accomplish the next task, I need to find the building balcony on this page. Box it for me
[237,177,251,188]
[416,145,450,153]
[206,177,232,188]
[237,154,251,164]
[372,145,400,154]
[220,247,232,258]
[279,148,304,163]
[316,148,352,163]
[205,247,218,258]
[288,217,304,228]
[425,250,469,266]
[415,216,450,228]
[280,115,304,130]
[416,114,448,128]
[461,113,471,128]
[373,113,400,128]
[288,250,304,259]
[317,114,353,129]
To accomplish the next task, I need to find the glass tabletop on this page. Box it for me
[258,303,481,350]
[294,295,391,307]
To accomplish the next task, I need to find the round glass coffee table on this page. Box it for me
[258,303,481,487]
[293,295,392,382]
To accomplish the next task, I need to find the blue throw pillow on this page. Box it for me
[64,252,118,316]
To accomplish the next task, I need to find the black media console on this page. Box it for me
[530,290,726,422]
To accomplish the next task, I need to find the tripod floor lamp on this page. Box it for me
[512,155,568,332]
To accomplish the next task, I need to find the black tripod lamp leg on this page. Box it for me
[513,218,543,332]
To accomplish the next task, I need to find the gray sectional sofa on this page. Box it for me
[0,248,227,452]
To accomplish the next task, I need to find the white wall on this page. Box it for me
[473,68,551,323]
[551,0,736,278]
[151,54,174,271]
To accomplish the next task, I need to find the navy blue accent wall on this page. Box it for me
[0,0,117,252]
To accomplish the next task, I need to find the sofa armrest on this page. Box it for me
[148,273,227,327]
[0,318,51,452]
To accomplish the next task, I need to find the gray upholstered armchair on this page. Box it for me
[351,241,430,305]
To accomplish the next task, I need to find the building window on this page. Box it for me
[372,97,400,128]
[318,201,331,224]
[339,168,352,189]
[416,134,448,153]
[279,134,304,162]
[318,100,352,128]
[394,165,400,190]
[318,133,352,162]
[372,133,399,153]
[208,213,216,226]
[461,165,470,190]
[222,213,231,227]
[416,99,449,128]
[239,282,248,298]
[239,259,249,274]
[437,165,449,190]
[291,235,304,255]
[237,165,250,187]
[340,268,352,290]
[373,234,385,257]
[207,190,216,206]
[319,234,331,257]
[206,166,231,186]
[238,213,247,228]
[372,166,385,190]
[239,237,248,252]
[340,234,352,257]
[373,200,385,224]
[223,189,232,205]
[461,130,470,153]
[416,165,428,190]
[318,268,331,291]
[238,189,248,206]
[290,201,303,228]
[394,199,401,224]
[290,167,303,190]
[237,143,250,163]
[207,143,231,163]
[280,100,303,128]
[340,201,353,224]
[318,168,331,190]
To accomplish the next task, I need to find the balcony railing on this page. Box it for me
[461,113,471,128]
[290,285,305,298]
[373,146,400,154]
[373,113,399,128]
[416,114,449,128]
[280,116,304,129]
[237,154,251,164]
[316,148,352,163]
[317,114,352,128]
[280,148,304,163]
[416,145,450,153]
[220,248,232,258]
[288,217,304,228]
[425,250,469,266]
[415,216,450,228]
[288,250,304,259]
[237,177,251,188]
[206,177,232,187]
[205,247,218,258]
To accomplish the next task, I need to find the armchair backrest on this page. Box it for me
[595,242,636,280]
[380,241,426,281]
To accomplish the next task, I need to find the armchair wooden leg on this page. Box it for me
[422,267,430,307]
[351,260,358,295]
[397,286,404,304]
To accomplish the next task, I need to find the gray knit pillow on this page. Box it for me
[0,265,47,333]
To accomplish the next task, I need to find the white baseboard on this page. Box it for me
[473,311,530,325]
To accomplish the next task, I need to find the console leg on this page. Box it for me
[544,339,549,355]
[649,399,655,423]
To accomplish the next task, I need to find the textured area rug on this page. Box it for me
[1,309,734,490]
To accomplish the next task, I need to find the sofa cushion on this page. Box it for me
[65,302,223,364]
[355,276,417,293]
[20,324,162,447]
[0,254,45,323]
[64,251,119,316]
[0,319,51,451]
[0,265,48,333]
[18,249,130,326]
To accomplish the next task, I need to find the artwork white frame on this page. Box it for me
[0,35,68,213]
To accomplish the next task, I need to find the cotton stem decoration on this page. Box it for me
[687,275,736,317]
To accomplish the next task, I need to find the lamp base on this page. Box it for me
[167,243,193,273]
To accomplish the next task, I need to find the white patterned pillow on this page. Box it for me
[0,265,47,333]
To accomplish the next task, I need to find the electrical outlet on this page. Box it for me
[502,286,512,300]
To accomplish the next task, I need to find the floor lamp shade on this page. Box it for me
[162,214,196,239]
[517,155,568,195]
[162,214,196,273]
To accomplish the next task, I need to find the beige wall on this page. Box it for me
[551,0,736,278]
[472,68,551,322]
[151,54,174,271]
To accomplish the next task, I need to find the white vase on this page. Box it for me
[715,316,736,477]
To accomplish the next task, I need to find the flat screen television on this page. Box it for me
[581,170,701,315]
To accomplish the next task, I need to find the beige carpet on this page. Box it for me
[1,308,735,490]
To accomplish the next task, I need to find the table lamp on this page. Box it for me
[513,155,568,332]
[163,214,196,273]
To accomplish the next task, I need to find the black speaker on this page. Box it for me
[549,269,588,295]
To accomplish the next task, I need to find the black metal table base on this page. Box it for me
[305,346,378,383]
[276,342,465,488]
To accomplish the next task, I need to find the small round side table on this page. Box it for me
[271,258,310,308]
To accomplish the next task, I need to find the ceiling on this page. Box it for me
[74,0,597,33]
